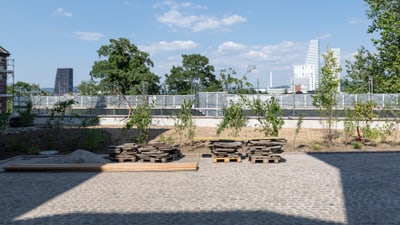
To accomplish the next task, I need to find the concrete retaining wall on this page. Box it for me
[33,115,393,129]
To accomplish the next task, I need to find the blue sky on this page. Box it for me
[1,0,374,89]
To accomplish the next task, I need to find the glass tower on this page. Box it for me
[54,68,73,96]
[305,39,320,89]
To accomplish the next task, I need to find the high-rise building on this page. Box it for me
[0,45,10,113]
[305,39,320,88]
[293,39,320,92]
[53,68,73,96]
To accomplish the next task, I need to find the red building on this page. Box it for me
[0,46,10,113]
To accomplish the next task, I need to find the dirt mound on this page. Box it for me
[36,149,111,164]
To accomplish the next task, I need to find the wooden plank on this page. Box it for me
[3,162,198,172]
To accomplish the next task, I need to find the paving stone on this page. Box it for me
[0,152,399,224]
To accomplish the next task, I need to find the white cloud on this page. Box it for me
[221,15,246,25]
[218,41,246,52]
[52,8,72,17]
[244,50,269,61]
[140,40,198,54]
[208,41,308,86]
[155,1,246,32]
[73,32,103,41]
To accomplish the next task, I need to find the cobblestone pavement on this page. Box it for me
[0,152,399,225]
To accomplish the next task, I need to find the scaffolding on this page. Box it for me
[6,59,14,115]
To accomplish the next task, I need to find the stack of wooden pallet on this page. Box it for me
[108,143,139,162]
[246,138,286,164]
[208,139,244,163]
[108,142,182,163]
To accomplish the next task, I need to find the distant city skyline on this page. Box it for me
[1,1,374,88]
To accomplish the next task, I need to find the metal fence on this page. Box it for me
[13,92,400,117]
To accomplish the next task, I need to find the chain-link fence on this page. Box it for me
[13,92,400,117]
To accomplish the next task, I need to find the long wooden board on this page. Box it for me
[3,162,198,172]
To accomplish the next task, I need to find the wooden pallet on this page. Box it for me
[248,155,281,164]
[115,156,137,163]
[138,152,182,163]
[211,155,242,163]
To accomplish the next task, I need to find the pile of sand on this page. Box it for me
[36,149,111,164]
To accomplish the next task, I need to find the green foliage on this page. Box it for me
[17,101,35,127]
[353,100,379,143]
[0,112,10,132]
[2,134,40,154]
[219,68,256,94]
[77,79,100,95]
[362,125,380,142]
[312,48,342,145]
[174,98,195,145]
[343,108,357,144]
[343,47,382,93]
[378,122,395,143]
[247,97,284,137]
[159,134,174,145]
[8,81,50,96]
[90,38,160,95]
[126,97,152,144]
[380,100,400,144]
[354,100,378,124]
[165,54,222,94]
[46,99,77,128]
[352,141,363,149]
[293,114,304,149]
[311,142,322,151]
[344,0,400,93]
[217,98,247,137]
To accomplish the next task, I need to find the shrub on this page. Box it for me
[312,142,322,151]
[352,141,363,149]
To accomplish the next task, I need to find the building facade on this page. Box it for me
[53,68,73,96]
[293,39,320,93]
[293,64,317,92]
[305,39,320,88]
[0,46,10,113]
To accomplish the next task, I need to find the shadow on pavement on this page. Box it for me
[308,151,400,225]
[4,211,343,225]
[0,152,399,224]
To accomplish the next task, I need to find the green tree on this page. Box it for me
[8,81,50,96]
[248,97,284,137]
[342,47,382,93]
[77,79,100,95]
[126,99,152,144]
[90,38,160,96]
[219,68,255,94]
[174,98,195,145]
[312,49,342,145]
[217,97,247,137]
[354,100,379,142]
[344,0,400,93]
[165,54,222,94]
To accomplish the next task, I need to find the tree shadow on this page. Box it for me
[308,151,400,225]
